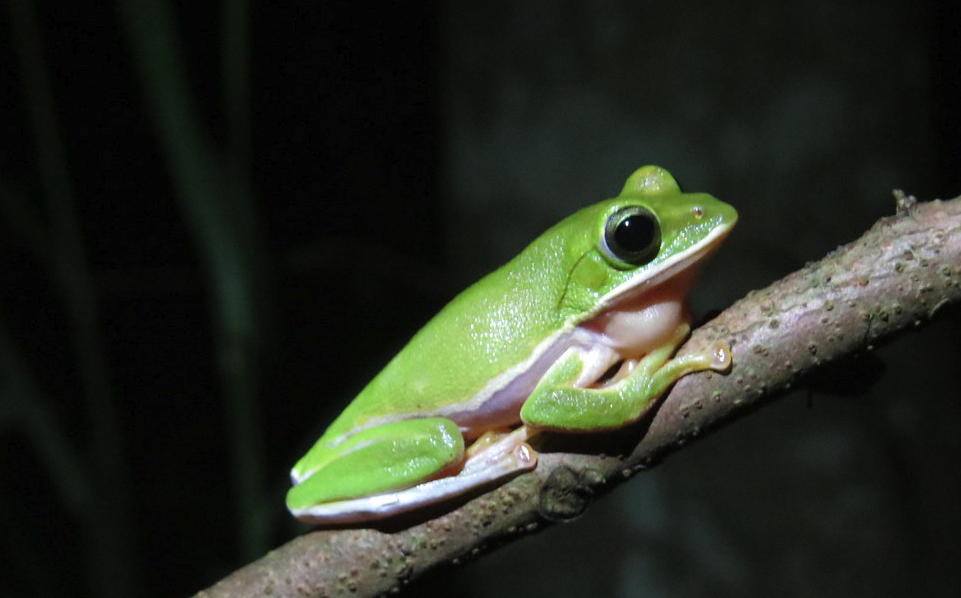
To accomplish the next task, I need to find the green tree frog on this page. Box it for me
[288,166,737,524]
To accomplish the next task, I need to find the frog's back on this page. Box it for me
[319,216,583,444]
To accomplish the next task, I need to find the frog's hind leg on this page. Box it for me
[288,419,536,524]
[288,417,463,520]
[353,425,537,521]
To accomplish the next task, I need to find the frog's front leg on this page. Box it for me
[287,417,536,523]
[520,324,731,431]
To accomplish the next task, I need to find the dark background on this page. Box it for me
[1,1,960,597]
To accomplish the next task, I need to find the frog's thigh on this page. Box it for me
[290,417,464,505]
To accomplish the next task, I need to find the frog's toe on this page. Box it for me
[708,340,733,372]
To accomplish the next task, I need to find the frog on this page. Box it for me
[287,165,737,523]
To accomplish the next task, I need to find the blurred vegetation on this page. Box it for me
[4,0,271,595]
[2,1,439,595]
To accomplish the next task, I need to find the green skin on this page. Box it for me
[288,166,738,523]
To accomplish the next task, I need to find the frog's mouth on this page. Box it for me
[598,216,736,312]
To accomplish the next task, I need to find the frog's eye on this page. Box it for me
[602,206,661,266]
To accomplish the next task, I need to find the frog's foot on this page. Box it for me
[463,426,536,471]
[294,427,537,524]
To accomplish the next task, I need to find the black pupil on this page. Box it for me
[614,213,656,252]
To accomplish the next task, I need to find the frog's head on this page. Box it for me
[558,166,737,351]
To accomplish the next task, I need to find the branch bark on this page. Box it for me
[194,194,961,598]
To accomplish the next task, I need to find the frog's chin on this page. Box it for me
[579,266,696,356]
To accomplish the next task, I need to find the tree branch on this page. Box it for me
[194,194,961,598]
